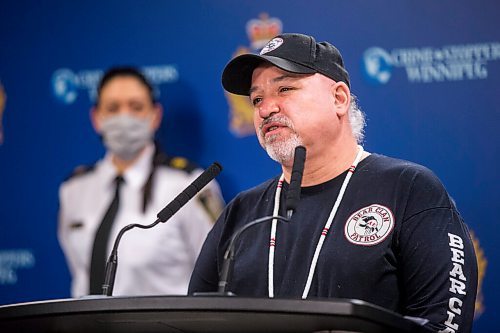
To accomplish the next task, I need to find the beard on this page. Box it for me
[258,115,304,165]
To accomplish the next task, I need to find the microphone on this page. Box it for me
[195,150,305,296]
[157,162,223,222]
[101,162,223,296]
[286,146,306,218]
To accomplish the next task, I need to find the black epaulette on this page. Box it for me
[153,151,198,174]
[145,149,223,220]
[142,147,200,213]
[63,164,96,182]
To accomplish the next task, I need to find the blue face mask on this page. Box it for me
[99,114,154,161]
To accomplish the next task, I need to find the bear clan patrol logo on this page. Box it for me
[260,37,283,55]
[344,204,395,246]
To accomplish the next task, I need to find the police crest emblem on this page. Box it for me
[225,13,283,137]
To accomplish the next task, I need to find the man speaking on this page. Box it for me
[189,33,477,333]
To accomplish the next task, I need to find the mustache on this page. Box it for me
[259,115,294,134]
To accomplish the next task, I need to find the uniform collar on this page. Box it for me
[101,143,154,189]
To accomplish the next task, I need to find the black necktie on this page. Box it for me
[89,175,124,294]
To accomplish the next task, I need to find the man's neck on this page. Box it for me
[282,140,365,186]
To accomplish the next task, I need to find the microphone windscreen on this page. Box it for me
[157,162,222,222]
[286,146,306,214]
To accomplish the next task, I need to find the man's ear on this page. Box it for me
[151,103,163,130]
[332,82,350,117]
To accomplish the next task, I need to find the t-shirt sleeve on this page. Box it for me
[397,169,477,333]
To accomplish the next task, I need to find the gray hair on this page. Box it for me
[348,94,366,144]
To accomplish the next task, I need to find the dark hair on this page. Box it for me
[96,66,156,105]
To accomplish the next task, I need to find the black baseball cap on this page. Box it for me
[222,33,350,96]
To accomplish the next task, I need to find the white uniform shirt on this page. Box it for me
[58,144,222,297]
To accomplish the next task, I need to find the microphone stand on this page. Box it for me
[194,215,289,296]
[218,215,289,294]
[102,218,162,296]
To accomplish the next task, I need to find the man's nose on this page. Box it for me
[258,97,280,119]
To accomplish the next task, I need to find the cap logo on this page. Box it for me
[344,204,395,246]
[260,37,283,55]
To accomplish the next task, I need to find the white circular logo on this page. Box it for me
[344,204,394,246]
[362,47,393,85]
[260,37,284,55]
[52,68,78,104]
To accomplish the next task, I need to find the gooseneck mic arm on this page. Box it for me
[101,220,160,297]
[217,215,289,294]
[101,162,223,296]
[286,146,306,218]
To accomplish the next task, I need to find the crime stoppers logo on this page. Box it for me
[362,42,500,85]
[52,69,79,104]
[362,47,393,85]
[344,204,394,246]
[51,65,179,105]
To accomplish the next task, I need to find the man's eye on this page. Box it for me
[252,97,262,106]
[279,87,293,93]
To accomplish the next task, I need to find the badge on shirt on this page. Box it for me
[344,204,395,246]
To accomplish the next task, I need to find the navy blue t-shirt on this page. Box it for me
[189,154,477,332]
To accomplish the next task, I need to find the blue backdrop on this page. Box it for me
[0,1,498,331]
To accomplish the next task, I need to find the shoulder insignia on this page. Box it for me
[170,157,189,170]
[169,156,198,173]
[151,150,223,221]
[152,144,198,174]
[154,152,198,174]
[197,188,224,222]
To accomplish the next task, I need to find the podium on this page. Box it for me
[0,296,432,333]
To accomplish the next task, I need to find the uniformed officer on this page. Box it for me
[58,67,224,297]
